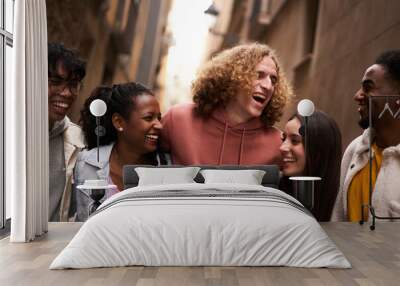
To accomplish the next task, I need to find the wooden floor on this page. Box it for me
[1,222,399,286]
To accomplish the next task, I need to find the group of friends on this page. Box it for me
[47,42,400,223]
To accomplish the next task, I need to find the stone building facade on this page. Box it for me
[207,0,400,147]
[47,0,172,122]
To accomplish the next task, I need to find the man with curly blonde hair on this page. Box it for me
[161,43,293,165]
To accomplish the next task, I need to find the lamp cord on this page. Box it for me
[96,117,100,162]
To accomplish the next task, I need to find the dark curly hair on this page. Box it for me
[80,82,154,150]
[192,43,293,126]
[375,50,400,87]
[48,43,86,80]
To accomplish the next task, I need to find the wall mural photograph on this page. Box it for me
[1,0,400,285]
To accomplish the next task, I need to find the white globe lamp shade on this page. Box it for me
[90,99,107,117]
[297,99,315,117]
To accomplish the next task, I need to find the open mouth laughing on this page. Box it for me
[283,157,296,163]
[252,93,267,104]
[282,156,297,169]
[144,134,159,145]
[50,100,71,116]
[357,103,369,115]
[281,151,300,167]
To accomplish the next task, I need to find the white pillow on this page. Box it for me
[135,167,201,186]
[200,169,266,185]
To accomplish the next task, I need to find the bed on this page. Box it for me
[50,165,350,269]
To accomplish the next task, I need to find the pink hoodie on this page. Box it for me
[161,103,282,165]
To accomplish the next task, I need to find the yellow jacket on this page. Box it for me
[332,129,400,221]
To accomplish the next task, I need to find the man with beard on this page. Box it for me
[48,43,86,221]
[332,50,400,221]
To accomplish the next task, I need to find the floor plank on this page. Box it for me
[0,222,399,286]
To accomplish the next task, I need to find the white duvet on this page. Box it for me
[50,183,351,269]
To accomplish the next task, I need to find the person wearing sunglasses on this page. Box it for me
[48,43,86,222]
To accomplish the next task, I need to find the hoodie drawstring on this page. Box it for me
[239,128,245,165]
[218,123,246,165]
[218,122,229,165]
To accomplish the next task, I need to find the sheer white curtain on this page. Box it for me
[7,0,48,242]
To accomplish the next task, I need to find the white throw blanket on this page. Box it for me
[50,183,351,269]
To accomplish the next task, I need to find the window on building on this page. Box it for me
[1,0,14,231]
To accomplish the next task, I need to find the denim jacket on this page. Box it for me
[72,143,165,221]
[72,143,115,222]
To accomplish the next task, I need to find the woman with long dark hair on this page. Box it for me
[72,82,163,221]
[279,110,342,221]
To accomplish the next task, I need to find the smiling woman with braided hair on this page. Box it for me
[71,82,165,221]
